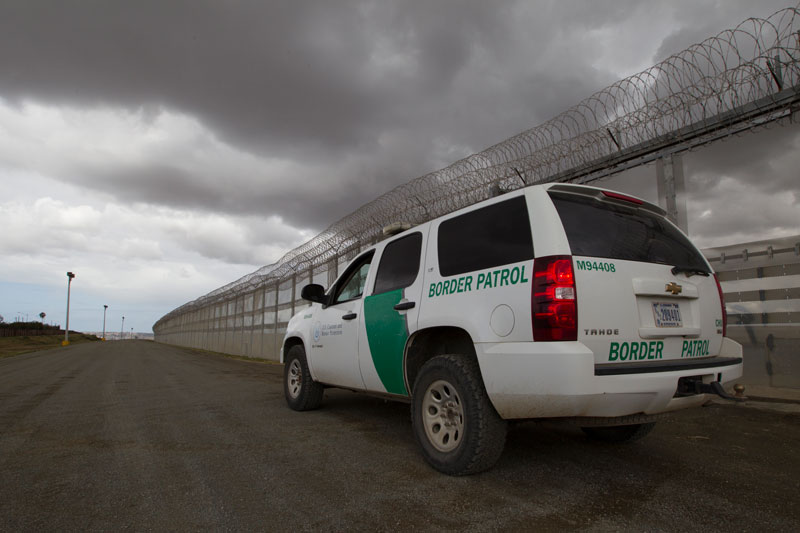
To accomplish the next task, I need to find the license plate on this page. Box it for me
[652,302,682,327]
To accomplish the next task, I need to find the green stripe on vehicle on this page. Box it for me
[364,289,409,395]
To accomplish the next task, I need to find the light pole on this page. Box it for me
[120,316,125,340]
[62,272,75,346]
[130,327,133,339]
[102,305,108,341]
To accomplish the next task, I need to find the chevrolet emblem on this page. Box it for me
[665,282,683,295]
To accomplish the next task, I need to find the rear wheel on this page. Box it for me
[581,422,656,443]
[284,345,323,411]
[411,355,507,475]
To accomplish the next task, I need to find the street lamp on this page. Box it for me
[130,327,133,340]
[102,305,108,341]
[62,272,75,346]
[121,316,125,340]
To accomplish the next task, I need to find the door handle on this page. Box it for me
[393,301,416,311]
[342,312,357,320]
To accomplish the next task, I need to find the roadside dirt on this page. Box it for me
[1,341,797,531]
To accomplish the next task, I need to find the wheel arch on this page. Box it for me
[282,336,304,364]
[404,326,478,395]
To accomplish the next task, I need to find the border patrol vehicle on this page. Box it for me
[281,183,742,475]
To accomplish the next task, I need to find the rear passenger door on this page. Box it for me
[359,231,427,396]
[419,193,535,343]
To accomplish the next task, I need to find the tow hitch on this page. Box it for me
[676,377,745,402]
[696,381,744,401]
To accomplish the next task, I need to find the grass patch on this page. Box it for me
[0,333,101,358]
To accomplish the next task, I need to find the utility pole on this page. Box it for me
[102,305,108,341]
[62,272,75,346]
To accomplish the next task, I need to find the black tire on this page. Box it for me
[284,345,323,411]
[581,422,656,443]
[411,355,507,475]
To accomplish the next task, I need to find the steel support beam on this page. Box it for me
[656,154,688,234]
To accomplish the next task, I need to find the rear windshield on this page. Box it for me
[549,192,709,272]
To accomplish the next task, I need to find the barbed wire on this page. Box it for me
[154,7,800,331]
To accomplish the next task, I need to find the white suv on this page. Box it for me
[281,183,742,475]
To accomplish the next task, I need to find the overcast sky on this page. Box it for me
[1,0,798,333]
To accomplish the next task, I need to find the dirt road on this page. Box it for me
[1,340,797,531]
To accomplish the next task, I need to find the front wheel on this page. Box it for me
[411,355,507,475]
[284,345,323,411]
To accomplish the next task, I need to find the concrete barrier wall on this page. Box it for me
[729,328,800,389]
[153,242,359,360]
[705,234,800,390]
[153,262,317,361]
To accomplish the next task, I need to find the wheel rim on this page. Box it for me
[422,379,464,453]
[287,358,303,399]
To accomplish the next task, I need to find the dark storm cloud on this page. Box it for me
[686,124,800,198]
[0,0,558,158]
[0,0,379,154]
[0,0,627,225]
[0,0,796,237]
[89,163,363,229]
[652,1,796,62]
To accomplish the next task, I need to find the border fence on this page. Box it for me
[154,9,800,386]
[704,235,800,389]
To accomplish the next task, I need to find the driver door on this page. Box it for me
[307,251,374,389]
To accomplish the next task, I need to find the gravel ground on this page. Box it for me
[0,340,798,531]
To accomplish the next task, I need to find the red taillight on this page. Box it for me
[714,273,727,337]
[602,190,644,205]
[533,256,577,341]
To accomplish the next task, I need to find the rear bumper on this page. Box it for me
[476,337,743,420]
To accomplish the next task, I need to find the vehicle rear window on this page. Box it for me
[438,196,534,276]
[549,192,709,271]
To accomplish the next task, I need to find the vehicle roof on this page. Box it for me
[377,182,666,245]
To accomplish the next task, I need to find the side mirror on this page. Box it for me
[300,283,327,304]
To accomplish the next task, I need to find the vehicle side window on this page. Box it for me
[437,196,534,276]
[332,251,375,304]
[373,232,423,295]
